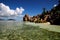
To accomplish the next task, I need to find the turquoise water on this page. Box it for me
[0,21,60,40]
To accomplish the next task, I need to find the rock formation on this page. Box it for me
[49,0,60,25]
[23,0,60,25]
[23,14,30,21]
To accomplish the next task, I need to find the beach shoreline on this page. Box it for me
[24,22,60,32]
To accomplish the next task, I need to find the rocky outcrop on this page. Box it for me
[50,12,60,25]
[23,0,60,25]
[23,14,30,21]
[49,1,60,25]
[23,14,50,23]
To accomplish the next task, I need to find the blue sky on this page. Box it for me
[0,0,58,15]
[0,0,58,20]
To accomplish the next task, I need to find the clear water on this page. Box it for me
[0,21,60,40]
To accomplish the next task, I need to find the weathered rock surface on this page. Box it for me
[23,0,60,25]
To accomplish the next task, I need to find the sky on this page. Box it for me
[0,0,58,21]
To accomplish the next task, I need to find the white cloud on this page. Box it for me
[0,3,24,17]
[54,4,57,7]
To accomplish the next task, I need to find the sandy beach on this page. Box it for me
[24,22,60,32]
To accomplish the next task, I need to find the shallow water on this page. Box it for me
[25,22,60,32]
[0,21,60,40]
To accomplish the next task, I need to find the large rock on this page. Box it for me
[23,14,30,21]
[23,0,60,25]
[50,13,60,25]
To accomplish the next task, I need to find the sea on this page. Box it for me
[0,21,60,40]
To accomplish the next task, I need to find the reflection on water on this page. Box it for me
[0,21,60,40]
